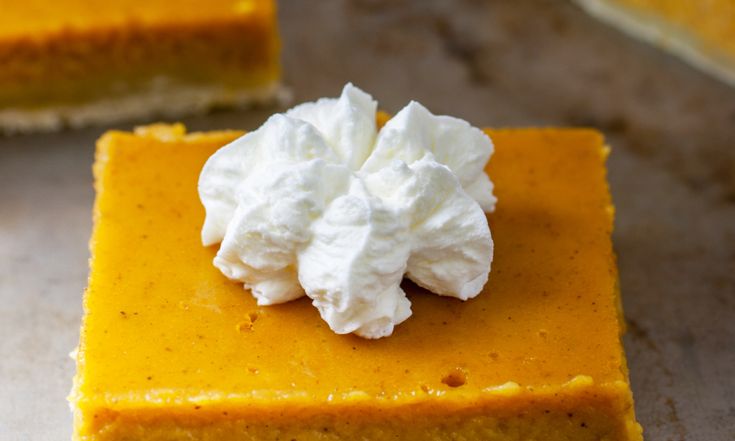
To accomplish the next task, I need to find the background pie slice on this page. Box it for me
[0,0,281,134]
[573,0,735,87]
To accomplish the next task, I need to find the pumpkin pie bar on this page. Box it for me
[574,0,735,87]
[70,123,643,440]
[0,0,281,134]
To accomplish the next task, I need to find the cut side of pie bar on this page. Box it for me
[70,123,643,441]
[573,0,735,87]
[0,0,281,134]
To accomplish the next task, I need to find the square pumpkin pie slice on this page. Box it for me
[70,123,642,440]
[0,0,281,134]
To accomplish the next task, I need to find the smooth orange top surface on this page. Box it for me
[0,0,275,40]
[76,124,626,412]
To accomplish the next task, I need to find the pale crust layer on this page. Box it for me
[0,80,288,135]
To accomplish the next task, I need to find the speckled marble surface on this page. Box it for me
[1,1,734,440]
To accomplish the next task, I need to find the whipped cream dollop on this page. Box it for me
[199,84,495,338]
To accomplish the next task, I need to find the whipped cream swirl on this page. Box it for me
[199,84,495,338]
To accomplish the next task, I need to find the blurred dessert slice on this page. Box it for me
[0,0,282,134]
[573,0,735,87]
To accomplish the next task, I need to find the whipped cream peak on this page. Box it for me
[286,84,377,171]
[363,99,496,212]
[199,83,495,338]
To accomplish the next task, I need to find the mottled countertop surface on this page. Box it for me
[1,1,733,440]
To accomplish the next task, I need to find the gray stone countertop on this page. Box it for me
[1,1,733,440]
